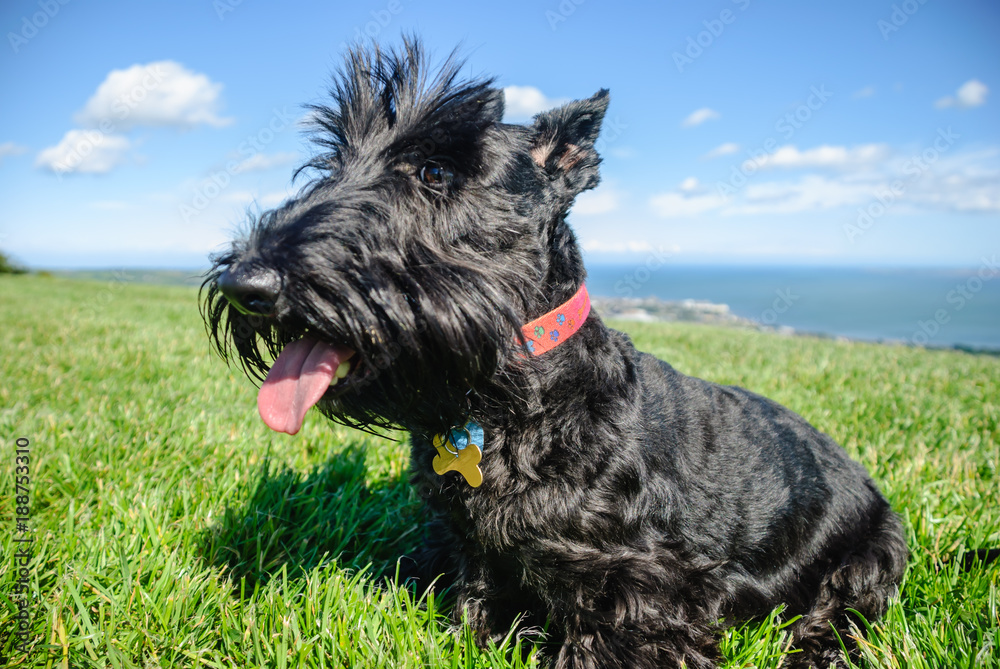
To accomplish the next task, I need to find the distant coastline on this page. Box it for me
[593,296,1000,357]
[586,264,1000,354]
[20,268,1000,356]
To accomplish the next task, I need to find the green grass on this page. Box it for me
[1,274,997,668]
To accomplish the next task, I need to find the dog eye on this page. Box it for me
[419,162,454,189]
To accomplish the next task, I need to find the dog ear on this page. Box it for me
[529,89,610,194]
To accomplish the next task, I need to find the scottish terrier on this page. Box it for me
[202,39,908,668]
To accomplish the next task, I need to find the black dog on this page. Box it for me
[202,39,908,668]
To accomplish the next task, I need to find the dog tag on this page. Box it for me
[432,422,484,487]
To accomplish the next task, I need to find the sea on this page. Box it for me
[585,265,1000,352]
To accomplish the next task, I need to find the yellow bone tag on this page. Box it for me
[432,425,484,487]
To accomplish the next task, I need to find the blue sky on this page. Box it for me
[1,0,997,269]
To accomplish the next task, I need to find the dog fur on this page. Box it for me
[202,39,908,668]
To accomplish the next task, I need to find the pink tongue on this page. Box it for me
[257,337,354,435]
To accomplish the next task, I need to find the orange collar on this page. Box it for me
[520,284,591,356]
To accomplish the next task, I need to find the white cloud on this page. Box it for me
[649,145,1000,218]
[903,149,1000,213]
[220,188,294,209]
[573,183,622,215]
[35,130,131,175]
[728,159,1000,216]
[74,61,233,131]
[730,175,873,215]
[648,176,726,217]
[852,86,876,99]
[935,79,989,109]
[39,61,234,176]
[581,240,677,254]
[502,86,569,122]
[607,146,635,159]
[681,108,720,128]
[743,144,889,171]
[259,190,291,208]
[89,200,130,210]
[956,80,989,107]
[703,142,739,159]
[649,191,725,218]
[234,151,299,173]
[678,177,701,193]
[0,141,28,163]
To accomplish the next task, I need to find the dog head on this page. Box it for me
[201,38,609,434]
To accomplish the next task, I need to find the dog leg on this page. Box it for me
[517,548,721,669]
[789,504,908,668]
[552,614,718,669]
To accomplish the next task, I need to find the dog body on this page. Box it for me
[204,40,907,668]
[410,342,905,668]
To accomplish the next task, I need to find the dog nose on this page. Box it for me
[217,265,281,316]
